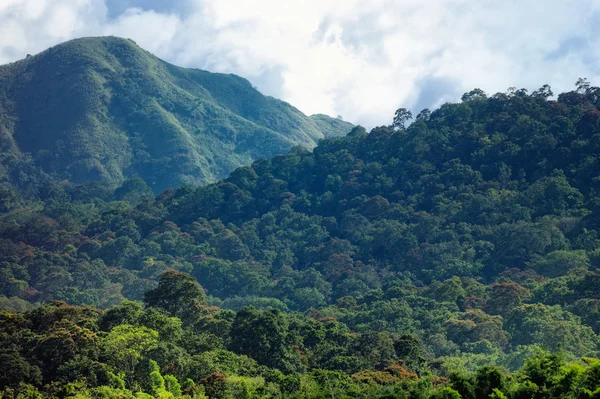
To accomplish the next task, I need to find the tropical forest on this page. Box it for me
[1,37,600,399]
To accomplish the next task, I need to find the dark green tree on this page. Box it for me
[229,307,304,373]
[143,270,206,324]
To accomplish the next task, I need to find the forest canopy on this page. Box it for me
[2,79,600,398]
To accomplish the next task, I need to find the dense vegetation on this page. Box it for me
[2,77,600,398]
[0,37,352,193]
[2,274,600,399]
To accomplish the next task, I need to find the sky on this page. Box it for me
[0,0,599,127]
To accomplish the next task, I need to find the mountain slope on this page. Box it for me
[310,114,355,138]
[0,36,352,192]
[2,83,600,364]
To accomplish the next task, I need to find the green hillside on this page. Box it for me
[310,114,354,138]
[0,37,352,192]
[2,80,600,398]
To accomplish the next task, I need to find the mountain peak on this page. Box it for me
[17,36,146,69]
[0,37,353,192]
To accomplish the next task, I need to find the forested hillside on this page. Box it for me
[3,275,600,399]
[2,80,600,398]
[0,37,352,193]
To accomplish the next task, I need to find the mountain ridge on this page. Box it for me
[0,36,353,192]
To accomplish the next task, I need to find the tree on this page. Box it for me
[143,270,206,324]
[0,350,42,388]
[229,307,303,373]
[474,366,507,399]
[528,250,590,278]
[432,277,467,303]
[115,178,154,205]
[449,372,475,399]
[577,78,591,94]
[139,308,183,342]
[506,304,599,356]
[394,334,428,370]
[98,300,144,332]
[393,108,412,130]
[355,332,396,364]
[208,230,250,261]
[461,88,487,102]
[485,282,531,316]
[102,325,159,387]
[532,84,553,99]
[33,320,100,380]
[199,373,227,399]
[416,108,431,122]
[164,375,181,397]
[431,387,462,399]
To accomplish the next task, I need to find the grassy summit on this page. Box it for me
[0,36,352,192]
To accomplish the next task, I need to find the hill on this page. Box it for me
[0,36,352,192]
[1,81,600,397]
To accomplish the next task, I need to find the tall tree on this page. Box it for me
[229,307,304,373]
[393,108,412,130]
[143,271,206,324]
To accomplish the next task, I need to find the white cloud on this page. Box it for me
[103,8,181,54]
[0,0,599,127]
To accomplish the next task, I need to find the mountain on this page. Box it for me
[0,36,352,192]
[310,113,355,138]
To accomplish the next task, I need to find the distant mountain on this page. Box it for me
[0,36,352,192]
[310,114,354,138]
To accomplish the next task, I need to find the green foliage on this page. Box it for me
[1,292,600,398]
[309,114,354,139]
[229,307,304,373]
[528,250,590,278]
[2,76,600,397]
[102,324,159,386]
[143,270,206,324]
[430,387,462,399]
[0,37,353,193]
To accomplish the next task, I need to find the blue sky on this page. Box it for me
[1,0,599,127]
